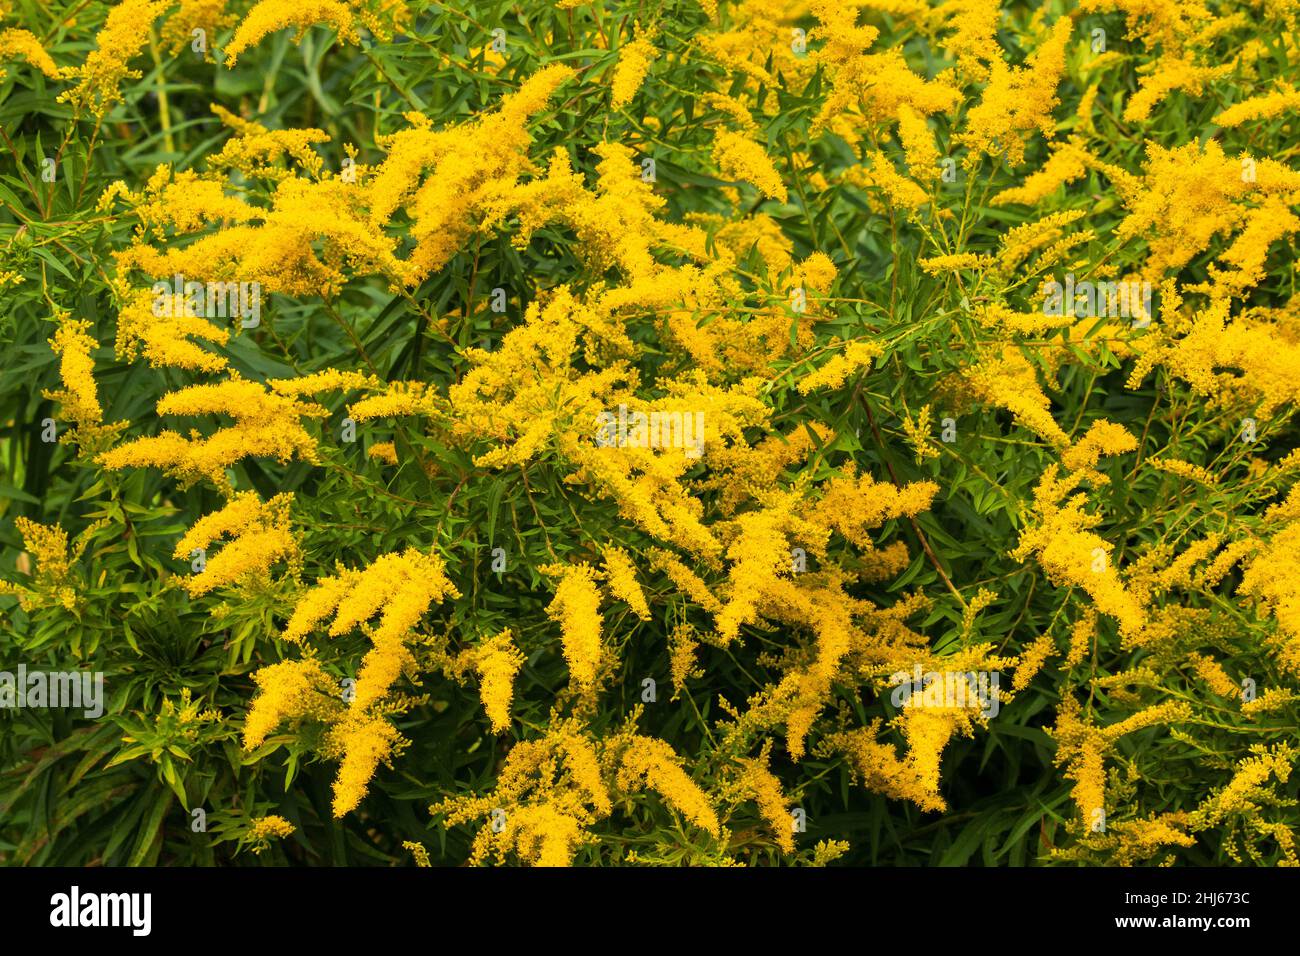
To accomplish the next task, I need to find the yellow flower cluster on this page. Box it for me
[610,29,657,108]
[172,492,298,596]
[616,735,722,835]
[544,563,605,689]
[471,630,526,734]
[60,0,168,116]
[1014,459,1148,644]
[712,130,788,203]
[731,747,795,852]
[246,549,459,814]
[797,340,883,393]
[245,814,295,853]
[958,18,1071,167]
[97,376,326,488]
[0,27,60,82]
[16,0,1300,869]
[43,314,128,454]
[4,518,77,611]
[225,0,362,65]
[602,547,652,621]
[432,720,613,866]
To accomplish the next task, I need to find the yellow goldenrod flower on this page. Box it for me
[243,657,342,750]
[1014,457,1147,643]
[918,252,993,274]
[1242,687,1299,717]
[966,352,1071,447]
[328,712,404,816]
[161,0,235,54]
[1065,609,1096,668]
[1189,743,1297,829]
[811,469,938,548]
[1012,634,1056,691]
[895,104,940,183]
[97,376,325,488]
[1148,456,1217,485]
[601,547,651,621]
[610,29,657,108]
[843,155,930,215]
[13,517,74,607]
[1187,652,1239,698]
[1124,57,1230,122]
[938,0,1001,80]
[246,814,295,853]
[544,563,604,687]
[172,492,298,596]
[1215,83,1300,126]
[958,17,1072,167]
[617,735,721,835]
[733,748,795,852]
[797,340,882,393]
[224,0,361,66]
[1240,524,1300,675]
[60,0,169,117]
[402,841,431,866]
[668,623,702,693]
[473,630,525,733]
[712,129,788,203]
[992,139,1091,206]
[0,27,60,79]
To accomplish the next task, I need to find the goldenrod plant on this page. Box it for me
[2,0,1299,867]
